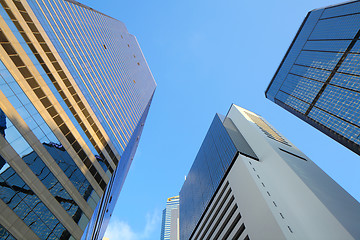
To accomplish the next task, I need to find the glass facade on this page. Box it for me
[179,114,238,240]
[0,225,15,240]
[0,154,72,239]
[0,0,156,239]
[81,95,154,240]
[27,0,155,158]
[266,1,360,155]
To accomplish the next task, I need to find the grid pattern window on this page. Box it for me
[0,59,100,207]
[265,1,360,155]
[0,0,109,189]
[0,106,95,231]
[0,225,15,240]
[0,0,156,238]
[0,158,72,239]
[179,114,237,240]
[27,0,156,158]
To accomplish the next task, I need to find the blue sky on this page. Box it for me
[82,0,360,239]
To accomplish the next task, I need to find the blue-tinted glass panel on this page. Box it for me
[0,109,90,230]
[295,50,342,70]
[321,2,360,19]
[349,40,360,53]
[338,53,360,75]
[309,14,360,40]
[0,157,71,239]
[0,224,16,240]
[330,72,360,91]
[82,99,154,240]
[179,114,237,240]
[279,74,323,103]
[275,91,310,113]
[267,1,360,157]
[266,9,324,101]
[303,40,351,52]
[28,0,156,159]
[0,56,100,206]
[315,85,360,127]
[290,64,331,82]
[308,107,360,144]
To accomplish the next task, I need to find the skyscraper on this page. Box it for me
[180,104,360,240]
[160,196,180,240]
[0,0,156,239]
[266,1,360,155]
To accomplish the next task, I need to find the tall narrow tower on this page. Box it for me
[161,196,180,240]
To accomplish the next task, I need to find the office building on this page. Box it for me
[0,0,156,239]
[266,1,360,155]
[160,196,179,240]
[180,104,360,240]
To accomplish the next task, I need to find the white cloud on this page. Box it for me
[104,210,161,240]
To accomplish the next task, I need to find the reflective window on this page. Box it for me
[321,2,360,19]
[280,74,323,103]
[315,85,360,128]
[330,72,360,91]
[0,59,100,206]
[0,109,90,230]
[295,50,342,70]
[338,53,360,75]
[290,64,331,82]
[266,1,360,155]
[0,224,16,240]
[179,114,237,240]
[309,14,360,40]
[0,154,71,239]
[275,91,310,114]
[303,40,351,52]
[266,9,324,101]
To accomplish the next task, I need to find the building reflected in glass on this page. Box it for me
[0,0,156,239]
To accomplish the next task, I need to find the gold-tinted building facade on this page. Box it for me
[0,0,156,239]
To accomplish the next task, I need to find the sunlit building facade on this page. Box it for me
[180,104,360,240]
[160,196,180,240]
[0,0,156,239]
[266,1,360,155]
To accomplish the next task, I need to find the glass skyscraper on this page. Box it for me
[179,108,258,240]
[160,196,180,240]
[266,1,360,155]
[179,104,360,240]
[0,0,156,239]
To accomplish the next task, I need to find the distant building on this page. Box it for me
[0,0,156,239]
[266,1,360,155]
[180,104,360,240]
[161,196,180,240]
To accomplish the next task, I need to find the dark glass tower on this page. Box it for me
[179,109,258,240]
[0,0,156,239]
[266,1,360,155]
